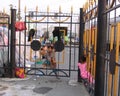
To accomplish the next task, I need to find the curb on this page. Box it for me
[0,75,31,82]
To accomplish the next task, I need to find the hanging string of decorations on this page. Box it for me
[28,16,46,22]
[50,16,70,23]
[24,6,46,22]
[0,8,9,25]
[49,5,71,23]
[25,5,72,23]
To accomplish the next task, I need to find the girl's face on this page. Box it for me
[43,46,47,50]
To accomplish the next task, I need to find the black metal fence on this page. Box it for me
[22,11,79,77]
[0,8,80,79]
[80,0,120,96]
[0,13,10,77]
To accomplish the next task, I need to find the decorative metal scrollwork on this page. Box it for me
[83,6,98,22]
[106,0,115,9]
[50,17,70,23]
[94,7,98,17]
[28,17,46,22]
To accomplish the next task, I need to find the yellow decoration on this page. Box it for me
[3,8,5,14]
[83,4,85,12]
[47,5,49,13]
[59,5,61,13]
[71,6,73,14]
[106,0,115,9]
[24,6,26,13]
[90,0,94,5]
[50,17,70,23]
[28,17,46,22]
[85,2,89,10]
[36,6,38,13]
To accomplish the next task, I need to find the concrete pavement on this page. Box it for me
[0,76,89,96]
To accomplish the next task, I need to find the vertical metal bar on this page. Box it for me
[94,28,97,78]
[18,23,21,67]
[114,22,120,96]
[46,12,49,76]
[78,8,84,82]
[18,0,21,67]
[8,17,10,74]
[73,24,76,70]
[30,39,32,61]
[24,15,26,73]
[95,0,107,96]
[92,27,95,77]
[88,28,91,73]
[105,3,110,95]
[28,12,31,61]
[34,10,37,77]
[10,9,16,78]
[83,30,86,55]
[69,14,72,77]
[108,25,114,96]
[118,70,120,96]
[57,14,61,76]
[18,0,21,21]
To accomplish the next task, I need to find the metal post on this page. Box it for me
[10,9,16,78]
[95,0,107,96]
[18,0,21,20]
[78,8,84,82]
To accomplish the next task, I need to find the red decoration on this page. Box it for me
[15,21,27,31]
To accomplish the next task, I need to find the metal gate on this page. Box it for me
[0,12,10,77]
[0,8,79,78]
[17,9,80,77]
[80,0,120,96]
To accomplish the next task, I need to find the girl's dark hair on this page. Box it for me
[80,55,86,63]
[47,45,51,48]
[51,46,54,49]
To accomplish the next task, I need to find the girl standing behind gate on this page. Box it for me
[40,45,56,69]
[47,45,56,69]
[78,55,94,84]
